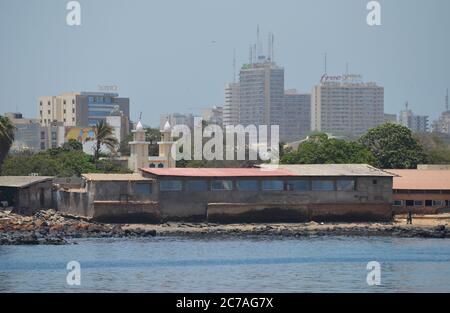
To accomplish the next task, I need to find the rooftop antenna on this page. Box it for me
[271,33,275,62]
[256,25,260,59]
[405,101,409,110]
[138,111,142,122]
[446,88,449,111]
[233,49,236,83]
[267,32,272,61]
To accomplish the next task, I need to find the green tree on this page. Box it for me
[414,132,450,164]
[1,148,130,177]
[91,120,118,161]
[0,116,14,169]
[281,133,376,165]
[359,123,427,169]
[61,139,83,151]
[119,127,160,156]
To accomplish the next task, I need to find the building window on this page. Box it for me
[405,200,414,206]
[312,180,335,191]
[40,142,45,150]
[425,200,433,207]
[286,180,310,191]
[158,163,164,168]
[40,131,45,140]
[414,200,424,206]
[72,108,75,113]
[134,183,152,195]
[40,110,42,116]
[373,179,378,185]
[48,110,51,114]
[433,200,443,206]
[160,180,182,191]
[211,180,233,191]
[337,180,355,191]
[47,101,50,105]
[185,180,208,192]
[63,100,66,105]
[393,200,403,206]
[236,180,259,191]
[149,163,156,168]
[72,99,75,104]
[63,109,66,114]
[262,180,284,191]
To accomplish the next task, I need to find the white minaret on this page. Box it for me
[128,121,150,172]
[158,121,176,168]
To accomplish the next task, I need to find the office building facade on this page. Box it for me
[38,92,130,128]
[311,74,384,138]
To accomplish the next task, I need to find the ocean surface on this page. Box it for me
[0,236,449,293]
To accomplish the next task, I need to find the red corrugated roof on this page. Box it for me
[140,168,296,177]
[390,170,450,190]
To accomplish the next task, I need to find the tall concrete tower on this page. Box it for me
[128,121,149,172]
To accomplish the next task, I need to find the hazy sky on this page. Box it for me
[1,0,449,126]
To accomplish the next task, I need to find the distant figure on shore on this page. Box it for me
[407,211,413,225]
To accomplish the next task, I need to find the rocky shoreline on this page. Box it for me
[1,210,449,245]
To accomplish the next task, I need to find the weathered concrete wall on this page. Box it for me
[208,203,392,223]
[157,176,393,222]
[14,181,54,214]
[56,189,93,217]
[92,201,160,223]
[56,180,159,222]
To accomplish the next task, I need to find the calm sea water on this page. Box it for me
[0,236,449,293]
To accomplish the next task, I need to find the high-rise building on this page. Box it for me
[239,61,284,131]
[201,106,223,125]
[282,90,311,143]
[384,113,397,124]
[6,112,64,152]
[223,83,240,126]
[432,111,450,134]
[38,92,130,128]
[311,74,384,138]
[432,89,450,134]
[399,102,429,133]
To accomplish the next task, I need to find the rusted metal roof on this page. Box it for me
[141,164,393,178]
[261,164,393,177]
[140,168,296,177]
[390,170,450,190]
[0,176,53,188]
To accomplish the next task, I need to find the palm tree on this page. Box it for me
[92,120,118,161]
[0,116,15,169]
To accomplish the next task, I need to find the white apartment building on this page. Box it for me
[399,102,429,133]
[223,83,240,126]
[311,74,384,138]
[39,93,78,127]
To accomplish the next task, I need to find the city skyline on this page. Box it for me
[1,0,450,127]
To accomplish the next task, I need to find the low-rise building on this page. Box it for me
[140,164,393,223]
[0,176,53,213]
[55,164,394,223]
[391,169,450,214]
